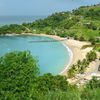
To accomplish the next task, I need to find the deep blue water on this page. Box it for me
[0,35,70,75]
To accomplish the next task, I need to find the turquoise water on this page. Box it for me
[0,35,70,75]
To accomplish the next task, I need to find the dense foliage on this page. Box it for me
[0,51,39,99]
[0,51,69,99]
[0,51,100,100]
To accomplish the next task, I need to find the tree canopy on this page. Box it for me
[0,51,39,99]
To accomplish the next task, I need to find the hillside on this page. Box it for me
[0,4,100,51]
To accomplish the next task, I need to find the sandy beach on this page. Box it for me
[48,35,100,82]
[3,33,99,77]
[44,34,100,84]
[22,33,93,75]
[41,34,93,75]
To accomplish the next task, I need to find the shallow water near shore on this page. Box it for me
[0,35,70,75]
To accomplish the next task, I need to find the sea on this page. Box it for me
[0,0,99,26]
[0,16,47,26]
[0,35,70,75]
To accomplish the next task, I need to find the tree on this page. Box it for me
[36,73,68,93]
[89,37,96,45]
[86,77,100,89]
[86,50,97,62]
[67,65,76,78]
[0,51,70,99]
[0,51,39,99]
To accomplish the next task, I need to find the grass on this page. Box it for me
[39,88,100,100]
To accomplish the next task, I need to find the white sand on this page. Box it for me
[33,34,93,75]
[3,33,97,77]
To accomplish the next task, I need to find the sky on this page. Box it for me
[0,0,100,16]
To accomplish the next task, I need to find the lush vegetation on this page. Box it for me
[0,4,100,99]
[0,51,69,99]
[0,4,100,51]
[0,51,39,99]
[0,51,100,100]
[68,50,97,78]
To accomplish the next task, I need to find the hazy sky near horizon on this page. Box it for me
[0,0,100,16]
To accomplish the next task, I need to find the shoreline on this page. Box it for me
[0,33,93,75]
[59,42,73,74]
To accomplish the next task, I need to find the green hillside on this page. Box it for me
[0,4,100,51]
